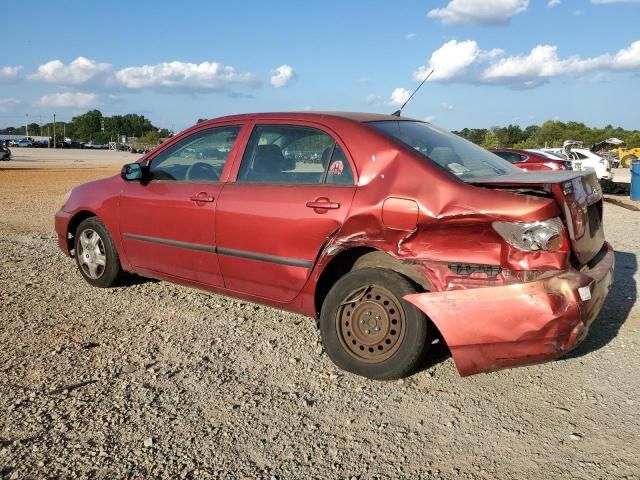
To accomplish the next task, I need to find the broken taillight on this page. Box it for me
[492,217,565,252]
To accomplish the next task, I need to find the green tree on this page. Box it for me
[71,109,103,141]
[481,130,500,149]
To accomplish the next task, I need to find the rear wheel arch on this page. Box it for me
[314,247,431,317]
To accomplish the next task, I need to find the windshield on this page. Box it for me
[368,120,520,180]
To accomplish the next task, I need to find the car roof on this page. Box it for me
[203,111,418,124]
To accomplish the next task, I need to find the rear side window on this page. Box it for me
[369,121,521,180]
[237,124,354,185]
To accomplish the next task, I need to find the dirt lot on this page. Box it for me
[1,149,639,479]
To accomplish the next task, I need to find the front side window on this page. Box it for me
[149,125,241,182]
[237,124,354,185]
[368,121,521,180]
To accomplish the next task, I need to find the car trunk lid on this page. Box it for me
[469,171,604,265]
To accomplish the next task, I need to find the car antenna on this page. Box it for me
[392,69,435,117]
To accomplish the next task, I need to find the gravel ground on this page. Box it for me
[1,153,639,479]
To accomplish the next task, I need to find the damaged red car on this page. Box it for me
[55,112,614,379]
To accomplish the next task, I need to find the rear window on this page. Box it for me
[368,121,521,180]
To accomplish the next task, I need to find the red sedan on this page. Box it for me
[491,148,572,171]
[55,113,614,379]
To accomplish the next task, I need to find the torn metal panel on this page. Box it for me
[404,243,615,376]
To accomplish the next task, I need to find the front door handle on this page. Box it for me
[306,197,340,212]
[190,192,215,203]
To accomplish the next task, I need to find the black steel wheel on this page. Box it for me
[320,268,430,380]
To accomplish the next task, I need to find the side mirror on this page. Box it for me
[121,163,144,181]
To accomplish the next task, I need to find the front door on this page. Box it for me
[216,122,357,302]
[119,124,245,287]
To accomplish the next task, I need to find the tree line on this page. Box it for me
[0,110,172,145]
[452,121,640,150]
[2,111,639,149]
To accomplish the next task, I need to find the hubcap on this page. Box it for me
[336,285,405,363]
[77,228,106,280]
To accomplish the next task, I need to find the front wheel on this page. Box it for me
[74,217,126,287]
[319,268,430,380]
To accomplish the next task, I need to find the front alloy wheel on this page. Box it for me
[77,228,106,280]
[74,217,125,288]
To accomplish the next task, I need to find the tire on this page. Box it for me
[319,268,430,380]
[74,217,126,288]
[621,155,636,168]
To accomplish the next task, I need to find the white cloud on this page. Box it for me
[413,39,640,88]
[30,57,112,85]
[270,64,296,88]
[424,115,436,122]
[611,40,640,69]
[592,0,640,4]
[36,92,99,109]
[29,57,260,93]
[388,87,412,107]
[0,98,20,113]
[116,61,259,91]
[548,0,561,7]
[414,39,503,81]
[364,93,381,105]
[0,66,23,83]
[427,0,529,25]
[406,33,417,40]
[442,102,455,110]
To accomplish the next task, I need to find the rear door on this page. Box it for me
[216,121,357,302]
[119,123,246,286]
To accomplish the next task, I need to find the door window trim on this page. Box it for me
[141,122,248,184]
[229,120,357,186]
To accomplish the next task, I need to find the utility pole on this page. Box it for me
[25,114,29,139]
[53,114,56,149]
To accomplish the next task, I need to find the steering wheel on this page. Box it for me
[185,162,219,181]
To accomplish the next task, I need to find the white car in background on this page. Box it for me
[542,141,613,181]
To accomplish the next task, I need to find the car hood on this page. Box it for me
[591,137,624,153]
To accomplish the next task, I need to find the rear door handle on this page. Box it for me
[190,193,215,203]
[306,197,340,211]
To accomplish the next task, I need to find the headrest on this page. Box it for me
[429,146,457,166]
[253,144,288,173]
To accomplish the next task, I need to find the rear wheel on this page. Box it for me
[622,155,636,168]
[319,268,430,380]
[74,217,125,287]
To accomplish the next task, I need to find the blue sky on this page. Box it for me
[1,0,639,132]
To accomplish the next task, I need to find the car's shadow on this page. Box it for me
[121,273,159,287]
[601,179,631,196]
[567,250,637,359]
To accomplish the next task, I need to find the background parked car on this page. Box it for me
[490,148,572,171]
[543,140,613,181]
[62,140,83,149]
[15,139,32,148]
[0,144,11,161]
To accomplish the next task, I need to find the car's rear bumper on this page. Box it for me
[54,209,72,256]
[404,243,615,376]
